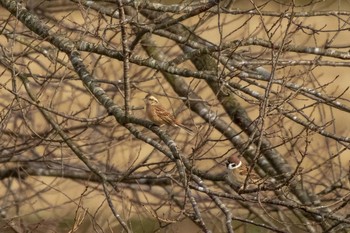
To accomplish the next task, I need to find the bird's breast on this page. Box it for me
[146,106,164,125]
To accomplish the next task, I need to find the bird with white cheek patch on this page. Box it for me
[226,155,262,188]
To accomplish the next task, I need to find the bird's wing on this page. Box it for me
[154,105,176,125]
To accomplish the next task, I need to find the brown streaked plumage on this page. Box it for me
[144,94,194,134]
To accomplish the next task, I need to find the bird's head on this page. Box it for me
[226,155,242,170]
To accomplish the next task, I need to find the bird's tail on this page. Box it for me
[176,123,195,135]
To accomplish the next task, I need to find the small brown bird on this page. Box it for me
[144,94,194,134]
[226,155,261,187]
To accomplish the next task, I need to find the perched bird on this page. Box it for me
[226,155,261,188]
[144,94,194,134]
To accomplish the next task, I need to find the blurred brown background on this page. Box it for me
[1,0,350,232]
